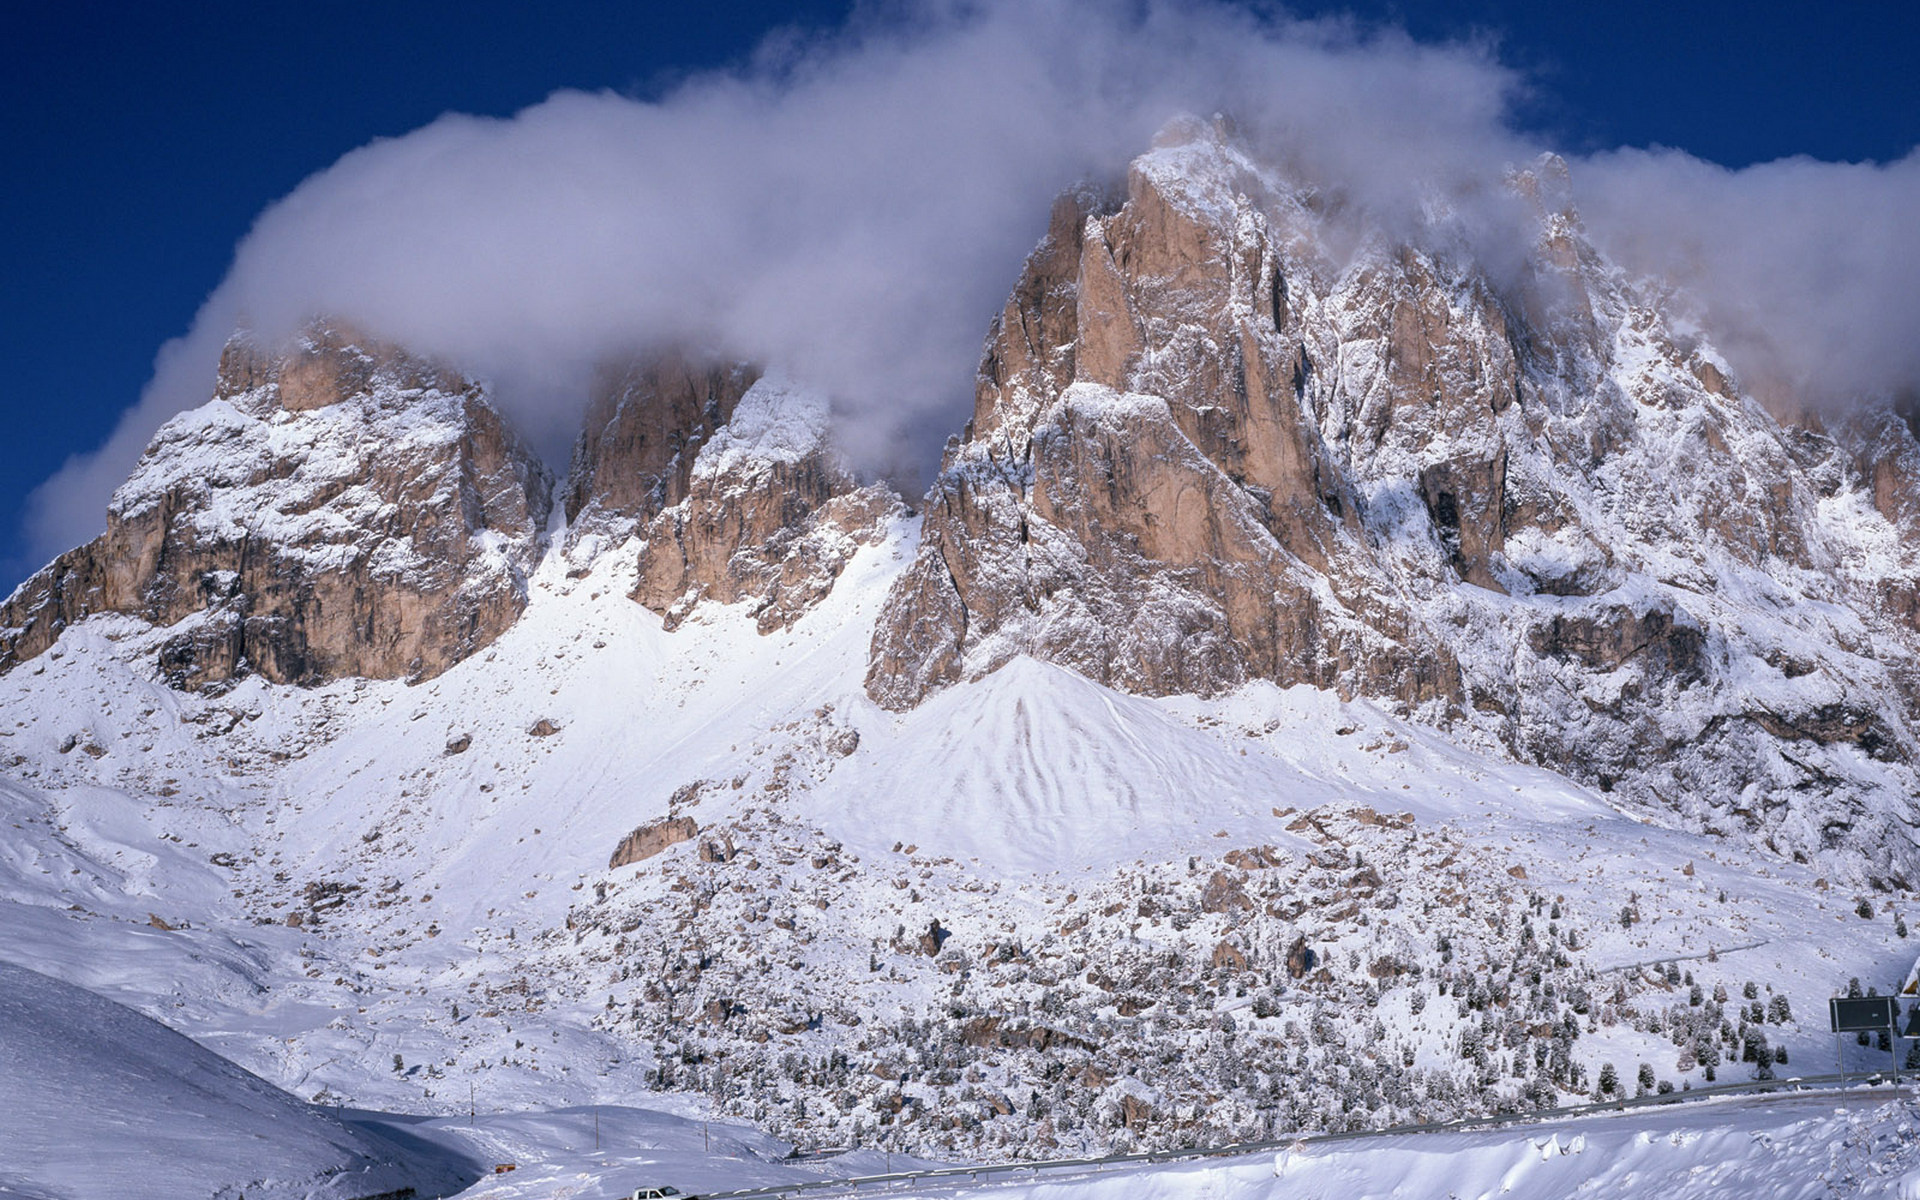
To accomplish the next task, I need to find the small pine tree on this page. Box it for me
[1857,898,1876,919]
[1766,994,1791,1024]
[1743,981,1759,1000]
[1636,1063,1656,1095]
[392,1054,404,1074]
[1898,913,1911,938]
[1597,1061,1619,1098]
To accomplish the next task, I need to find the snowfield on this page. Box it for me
[3,522,1918,1195]
[0,959,473,1200]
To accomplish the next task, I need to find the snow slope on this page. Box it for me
[0,959,475,1200]
[1,520,1916,1168]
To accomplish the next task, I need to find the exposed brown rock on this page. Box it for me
[633,453,899,634]
[1199,870,1251,914]
[609,816,699,870]
[1285,934,1315,980]
[561,353,756,552]
[917,918,949,957]
[624,375,901,632]
[862,121,1920,881]
[1527,605,1706,679]
[1210,940,1249,971]
[0,321,551,690]
[867,121,1462,711]
[556,355,901,631]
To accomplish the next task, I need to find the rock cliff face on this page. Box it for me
[629,376,900,632]
[560,354,757,563]
[869,118,1920,883]
[0,323,552,690]
[562,363,899,632]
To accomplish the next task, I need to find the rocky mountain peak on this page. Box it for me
[0,321,552,690]
[560,352,758,563]
[554,351,899,633]
[627,374,902,633]
[866,122,1920,884]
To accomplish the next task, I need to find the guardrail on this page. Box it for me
[698,1071,1917,1199]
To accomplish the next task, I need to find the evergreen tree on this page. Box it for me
[1596,1062,1619,1098]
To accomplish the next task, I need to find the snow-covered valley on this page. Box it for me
[5,516,1919,1195]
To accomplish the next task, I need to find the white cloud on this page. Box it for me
[23,0,1918,561]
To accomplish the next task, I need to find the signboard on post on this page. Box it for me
[1831,994,1903,1085]
[1831,995,1898,1032]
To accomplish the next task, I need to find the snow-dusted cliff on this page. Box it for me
[870,118,1920,885]
[0,322,553,689]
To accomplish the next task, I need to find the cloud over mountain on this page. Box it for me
[24,0,1918,560]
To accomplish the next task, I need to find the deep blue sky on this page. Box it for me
[3,0,1915,588]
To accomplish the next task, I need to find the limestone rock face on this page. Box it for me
[0,323,552,690]
[609,816,699,870]
[869,118,1920,883]
[561,354,757,562]
[561,362,900,632]
[629,376,900,632]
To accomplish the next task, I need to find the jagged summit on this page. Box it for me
[869,119,1920,883]
[556,349,901,631]
[0,321,553,689]
[560,350,757,563]
[629,372,901,633]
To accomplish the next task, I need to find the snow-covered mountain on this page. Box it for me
[4,119,1920,1189]
[871,118,1920,887]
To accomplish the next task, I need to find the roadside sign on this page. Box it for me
[1831,995,1898,1033]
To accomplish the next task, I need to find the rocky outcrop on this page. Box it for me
[868,119,1468,711]
[868,117,1920,883]
[609,816,700,870]
[611,374,900,633]
[0,322,551,689]
[561,354,757,561]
